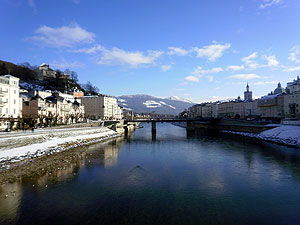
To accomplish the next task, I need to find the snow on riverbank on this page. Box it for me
[223,125,300,148]
[0,127,120,165]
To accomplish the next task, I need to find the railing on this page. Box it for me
[281,120,300,125]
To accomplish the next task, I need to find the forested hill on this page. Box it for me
[0,60,37,81]
[0,60,99,95]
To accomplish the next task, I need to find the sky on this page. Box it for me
[1,0,300,103]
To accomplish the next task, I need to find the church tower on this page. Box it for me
[244,82,252,101]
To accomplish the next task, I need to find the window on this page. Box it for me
[6,108,8,114]
[14,99,16,104]
[14,109,16,114]
[14,90,16,94]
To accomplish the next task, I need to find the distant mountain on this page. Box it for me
[166,96,193,103]
[117,94,194,115]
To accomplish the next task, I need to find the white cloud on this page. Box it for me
[242,53,279,69]
[97,48,163,67]
[31,23,95,48]
[253,81,277,85]
[242,52,261,69]
[263,55,279,67]
[73,44,103,54]
[204,67,223,74]
[283,67,300,72]
[193,43,231,61]
[227,65,245,71]
[184,66,222,83]
[229,73,261,80]
[243,52,257,61]
[206,75,214,82]
[167,47,189,56]
[51,59,83,69]
[259,0,282,9]
[288,46,300,63]
[185,75,200,82]
[191,66,223,75]
[161,65,172,72]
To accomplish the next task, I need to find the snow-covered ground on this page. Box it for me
[0,127,120,165]
[223,125,300,148]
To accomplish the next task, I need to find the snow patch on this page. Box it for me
[167,96,193,103]
[159,101,176,109]
[118,99,126,102]
[19,81,45,91]
[223,125,300,148]
[0,127,119,165]
[143,100,162,108]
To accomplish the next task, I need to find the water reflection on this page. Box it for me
[0,137,126,224]
[0,123,300,224]
[0,182,22,224]
[85,138,124,168]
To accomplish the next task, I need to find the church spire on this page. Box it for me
[244,82,252,101]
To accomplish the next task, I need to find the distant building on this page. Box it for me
[283,92,300,118]
[0,75,21,130]
[68,88,84,99]
[37,63,56,80]
[187,83,260,119]
[258,83,285,119]
[23,91,85,126]
[244,83,252,101]
[274,82,285,95]
[286,76,300,94]
[81,95,123,120]
[31,90,81,103]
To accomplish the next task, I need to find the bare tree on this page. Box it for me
[82,81,99,95]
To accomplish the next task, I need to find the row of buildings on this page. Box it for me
[186,76,300,120]
[0,74,123,130]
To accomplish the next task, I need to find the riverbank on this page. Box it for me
[0,126,121,169]
[222,125,300,148]
[172,121,300,149]
[0,137,126,185]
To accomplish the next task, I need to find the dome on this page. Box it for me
[274,82,285,95]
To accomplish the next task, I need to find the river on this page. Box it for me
[0,123,300,224]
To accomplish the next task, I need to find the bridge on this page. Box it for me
[124,118,219,140]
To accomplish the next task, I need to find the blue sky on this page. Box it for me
[1,0,300,102]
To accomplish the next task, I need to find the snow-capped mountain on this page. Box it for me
[117,94,194,115]
[166,96,194,104]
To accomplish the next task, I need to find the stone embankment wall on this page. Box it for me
[116,122,139,135]
[55,121,102,129]
[193,119,277,133]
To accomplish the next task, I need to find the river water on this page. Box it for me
[0,123,300,224]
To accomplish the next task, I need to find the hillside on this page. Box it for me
[0,60,37,81]
[117,94,194,115]
[0,60,89,94]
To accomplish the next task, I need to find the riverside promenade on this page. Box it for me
[0,124,125,166]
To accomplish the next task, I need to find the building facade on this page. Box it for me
[81,95,123,120]
[23,92,85,126]
[0,75,21,130]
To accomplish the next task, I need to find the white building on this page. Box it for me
[0,75,21,130]
[81,95,122,120]
[286,76,300,94]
